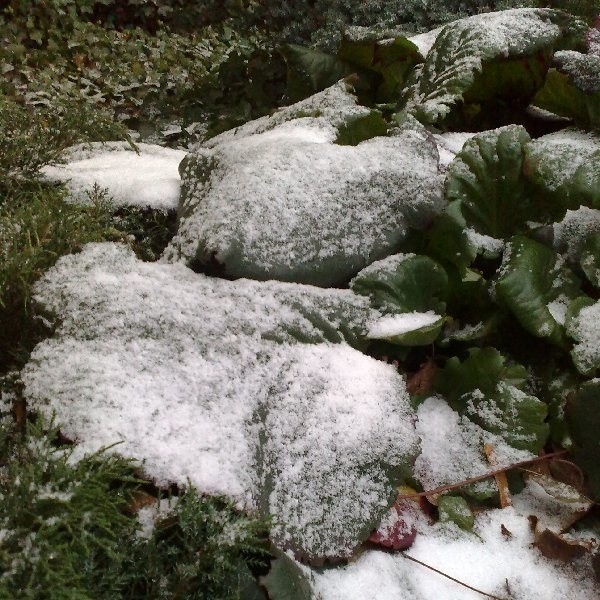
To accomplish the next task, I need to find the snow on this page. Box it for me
[525,128,600,193]
[465,228,504,255]
[310,507,597,600]
[408,26,443,57]
[137,497,178,539]
[433,132,477,169]
[22,242,418,559]
[165,101,443,285]
[414,397,533,499]
[367,312,441,339]
[554,206,600,261]
[41,141,186,211]
[553,50,600,93]
[567,300,600,374]
[546,296,570,326]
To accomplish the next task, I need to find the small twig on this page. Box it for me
[397,450,569,500]
[402,553,507,599]
[484,443,512,508]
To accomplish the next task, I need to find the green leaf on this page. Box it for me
[495,236,581,347]
[565,296,600,375]
[335,110,388,145]
[350,253,448,315]
[533,65,600,131]
[425,204,477,274]
[366,312,446,346]
[406,9,586,128]
[337,30,423,103]
[581,232,600,288]
[566,381,600,500]
[434,347,548,453]
[438,496,474,531]
[523,128,600,212]
[261,550,313,600]
[435,347,526,409]
[445,126,537,239]
[282,44,353,103]
[464,381,549,453]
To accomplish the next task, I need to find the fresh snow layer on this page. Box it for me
[408,26,443,57]
[22,242,418,559]
[164,85,443,286]
[41,142,186,211]
[367,312,441,339]
[414,397,533,499]
[433,132,477,169]
[553,206,600,261]
[309,507,597,600]
[567,299,600,374]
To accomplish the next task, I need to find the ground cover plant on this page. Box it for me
[1,1,600,598]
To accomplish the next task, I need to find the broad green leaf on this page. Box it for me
[523,128,600,211]
[464,382,549,453]
[335,110,388,145]
[406,9,586,128]
[565,296,600,375]
[438,496,474,530]
[566,381,600,500]
[435,347,527,409]
[350,253,448,315]
[495,236,581,347]
[366,312,446,346]
[581,232,600,288]
[425,204,477,273]
[533,62,600,131]
[282,44,354,103]
[261,549,313,600]
[434,347,548,453]
[445,126,537,239]
[337,28,423,103]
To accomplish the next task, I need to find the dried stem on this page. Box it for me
[398,449,569,500]
[402,553,507,599]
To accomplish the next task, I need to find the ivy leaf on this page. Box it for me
[533,50,600,130]
[565,296,600,375]
[580,232,600,288]
[566,381,600,501]
[406,9,586,128]
[445,126,537,239]
[350,253,448,315]
[495,235,581,347]
[523,128,600,212]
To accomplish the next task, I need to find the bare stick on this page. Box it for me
[398,449,569,500]
[402,553,507,600]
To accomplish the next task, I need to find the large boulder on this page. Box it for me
[164,82,444,286]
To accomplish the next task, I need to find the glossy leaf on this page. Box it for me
[445,126,536,238]
[495,236,581,346]
[438,495,474,530]
[566,381,600,500]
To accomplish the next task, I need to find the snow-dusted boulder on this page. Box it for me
[22,242,419,561]
[164,83,444,286]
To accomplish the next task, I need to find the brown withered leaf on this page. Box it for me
[406,357,437,396]
[534,527,593,562]
[126,490,157,514]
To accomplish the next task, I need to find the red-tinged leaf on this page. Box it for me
[368,487,425,550]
